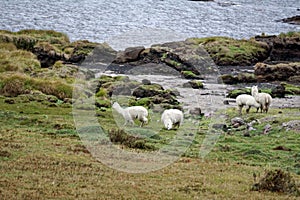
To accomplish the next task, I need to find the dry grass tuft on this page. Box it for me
[252,169,300,196]
[109,129,156,150]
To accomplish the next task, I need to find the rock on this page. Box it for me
[181,70,203,79]
[277,15,300,25]
[142,79,151,85]
[218,73,256,84]
[189,107,202,116]
[255,34,300,62]
[217,2,237,6]
[212,124,228,131]
[243,132,251,137]
[263,124,272,134]
[247,119,260,127]
[188,36,270,66]
[218,74,238,84]
[271,84,286,98]
[272,146,292,151]
[223,98,236,105]
[231,117,245,126]
[227,88,251,98]
[111,85,132,96]
[32,43,63,68]
[288,75,300,83]
[108,40,218,75]
[182,80,204,89]
[254,62,300,82]
[132,84,164,98]
[114,46,145,63]
[282,120,300,131]
[4,98,15,104]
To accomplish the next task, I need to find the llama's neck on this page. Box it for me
[113,103,125,115]
[252,88,258,97]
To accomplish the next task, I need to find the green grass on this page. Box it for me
[1,97,299,199]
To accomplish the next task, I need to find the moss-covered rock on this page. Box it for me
[254,62,300,82]
[186,36,270,66]
[181,70,201,79]
[255,31,300,62]
[132,84,164,98]
[227,88,251,98]
[0,29,113,68]
[282,83,300,95]
[183,80,204,89]
[218,73,256,84]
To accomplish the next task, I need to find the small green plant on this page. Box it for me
[96,88,108,97]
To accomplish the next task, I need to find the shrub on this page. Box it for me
[36,79,73,99]
[0,73,72,99]
[0,74,28,97]
[0,42,17,51]
[0,48,40,73]
[108,129,155,150]
[252,169,300,196]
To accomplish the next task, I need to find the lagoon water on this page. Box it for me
[1,0,299,49]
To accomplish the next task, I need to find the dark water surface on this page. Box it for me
[1,0,299,48]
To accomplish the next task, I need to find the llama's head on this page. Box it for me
[251,85,258,96]
[143,117,148,125]
[165,120,173,130]
[112,102,119,109]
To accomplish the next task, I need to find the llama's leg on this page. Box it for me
[265,104,269,113]
[130,120,135,126]
[246,106,251,114]
[238,105,243,115]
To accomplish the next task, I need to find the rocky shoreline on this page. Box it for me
[0,29,299,113]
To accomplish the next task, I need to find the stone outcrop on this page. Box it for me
[114,46,145,63]
[277,15,300,25]
[255,34,300,62]
[108,40,218,76]
[254,62,300,82]
[218,73,256,84]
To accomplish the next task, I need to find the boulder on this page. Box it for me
[189,107,202,116]
[132,84,164,98]
[254,62,300,82]
[114,46,145,63]
[183,80,204,89]
[277,15,300,25]
[218,73,256,84]
[271,84,285,98]
[282,120,300,131]
[255,33,300,62]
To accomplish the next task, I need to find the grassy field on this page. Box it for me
[1,96,299,199]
